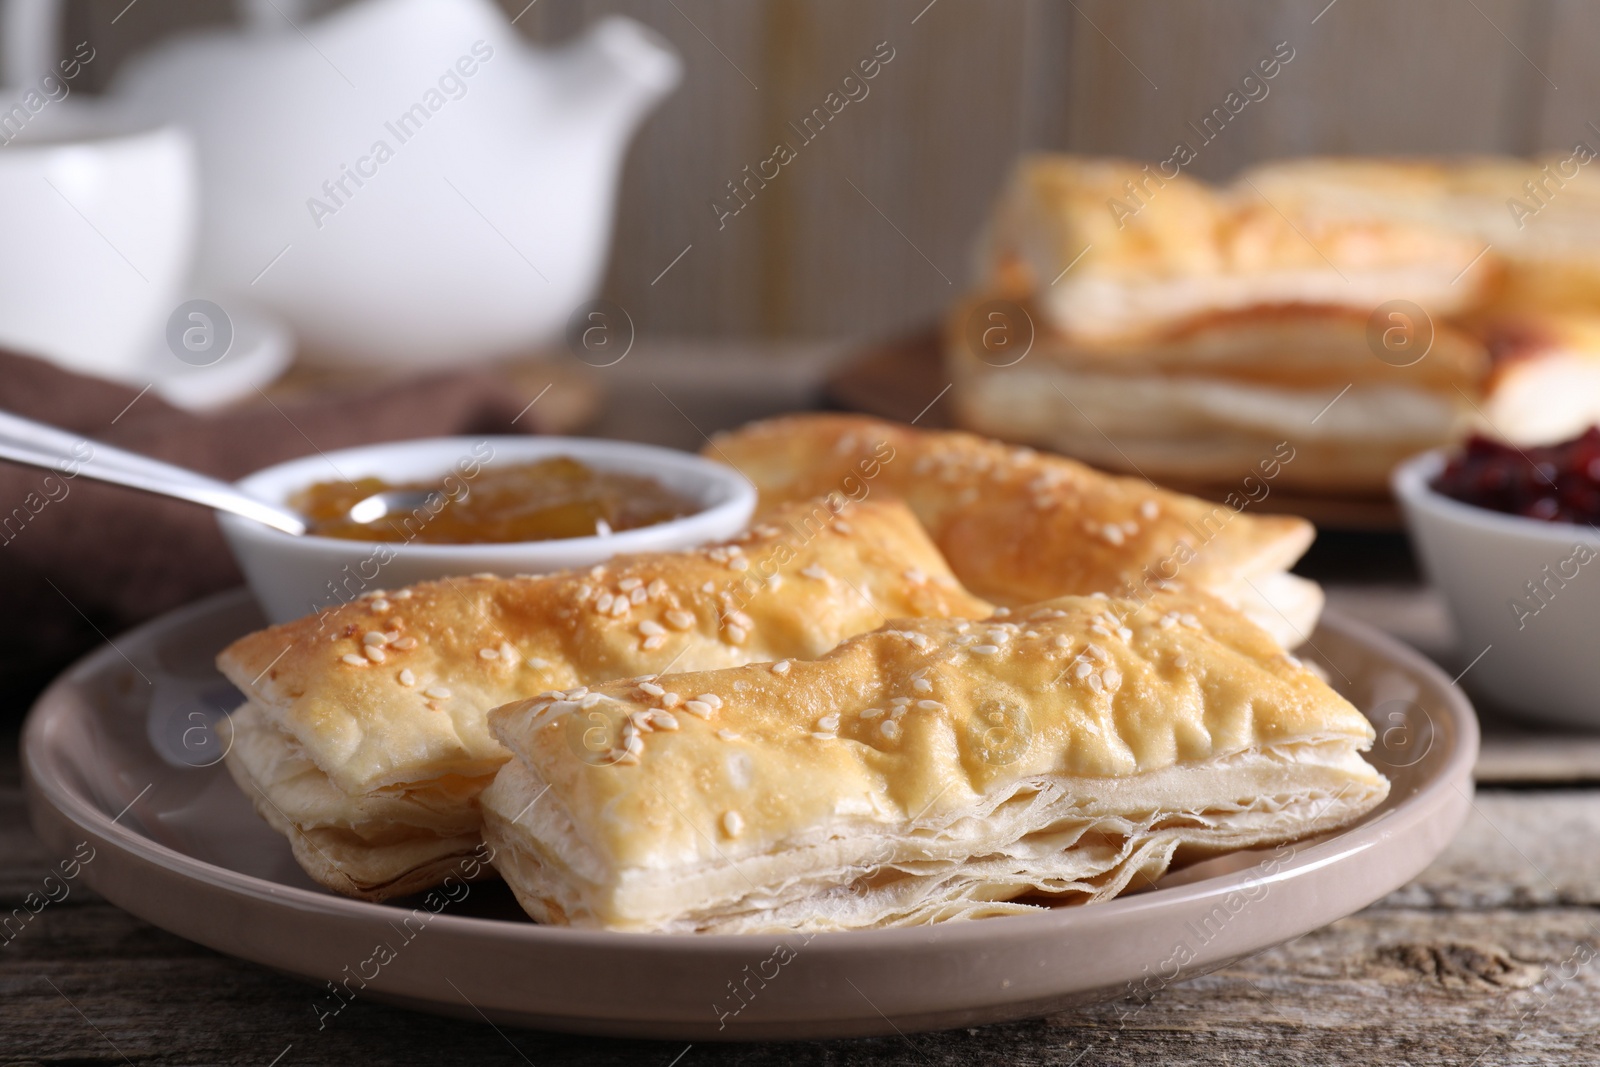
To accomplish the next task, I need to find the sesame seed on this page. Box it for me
[630,586,648,604]
[904,567,927,584]
[725,623,748,644]
[618,577,642,592]
[1075,661,1093,679]
[639,620,666,637]
[800,564,829,581]
[817,713,840,732]
[912,678,932,693]
[642,634,666,650]
[1141,500,1159,520]
[661,692,682,708]
[698,693,724,709]
[1118,627,1133,642]
[596,592,614,613]
[651,710,681,731]
[566,687,591,699]
[648,579,668,598]
[916,699,944,711]
[424,686,451,699]
[398,668,416,686]
[879,720,901,740]
[391,636,418,650]
[479,647,499,660]
[499,642,516,661]
[971,644,1000,655]
[364,645,386,663]
[371,598,391,611]
[701,581,715,594]
[722,811,745,837]
[581,693,604,708]
[363,631,388,646]
[683,700,714,719]
[770,660,790,675]
[665,610,695,630]
[526,657,550,670]
[729,557,750,571]
[861,707,885,719]
[589,565,606,579]
[393,589,413,600]
[728,610,754,630]
[834,521,853,534]
[639,681,665,697]
[340,653,366,667]
[1102,524,1125,546]
[1175,653,1190,669]
[1088,674,1104,694]
[610,598,630,618]
[1103,667,1122,688]
[717,729,740,742]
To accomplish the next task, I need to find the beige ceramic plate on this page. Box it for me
[23,590,1475,1041]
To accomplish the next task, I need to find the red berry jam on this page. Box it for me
[1433,427,1600,523]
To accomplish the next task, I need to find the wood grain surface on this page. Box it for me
[7,743,1599,1066]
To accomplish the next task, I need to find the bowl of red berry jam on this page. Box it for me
[1394,431,1600,728]
[1432,429,1600,524]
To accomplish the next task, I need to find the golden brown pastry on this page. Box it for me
[481,590,1388,933]
[948,289,1490,493]
[983,154,1492,343]
[705,414,1322,648]
[1476,312,1600,445]
[217,499,994,900]
[1239,154,1600,317]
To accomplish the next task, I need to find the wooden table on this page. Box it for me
[6,344,1600,1065]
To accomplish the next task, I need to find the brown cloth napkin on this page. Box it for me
[0,350,551,700]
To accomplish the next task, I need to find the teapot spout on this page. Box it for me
[552,16,682,129]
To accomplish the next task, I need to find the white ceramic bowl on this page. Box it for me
[1393,449,1600,727]
[218,436,755,624]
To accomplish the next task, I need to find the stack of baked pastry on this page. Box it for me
[951,154,1600,494]
[219,415,1389,933]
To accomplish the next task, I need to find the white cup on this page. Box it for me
[0,97,195,380]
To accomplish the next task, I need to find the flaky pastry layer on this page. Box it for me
[482,590,1387,932]
[704,414,1318,644]
[218,498,993,900]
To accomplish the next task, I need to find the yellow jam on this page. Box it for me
[294,457,696,543]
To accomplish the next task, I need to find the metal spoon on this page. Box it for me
[0,408,436,537]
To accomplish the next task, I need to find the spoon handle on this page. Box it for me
[0,409,306,535]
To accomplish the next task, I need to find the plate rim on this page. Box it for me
[22,588,1479,956]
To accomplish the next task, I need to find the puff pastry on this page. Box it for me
[1238,155,1600,317]
[705,414,1323,648]
[983,154,1492,343]
[481,590,1389,932]
[217,499,994,900]
[947,289,1489,493]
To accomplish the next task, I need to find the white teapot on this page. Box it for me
[11,0,680,367]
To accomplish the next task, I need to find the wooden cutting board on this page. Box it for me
[824,325,1403,531]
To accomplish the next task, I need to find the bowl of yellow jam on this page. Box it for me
[218,436,756,623]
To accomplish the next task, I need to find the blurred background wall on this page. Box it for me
[64,0,1585,339]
